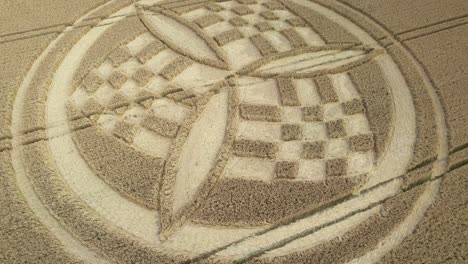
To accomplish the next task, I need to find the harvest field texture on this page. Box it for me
[0,0,467,263]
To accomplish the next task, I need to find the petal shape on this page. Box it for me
[238,45,383,78]
[159,85,238,237]
[172,90,229,213]
[139,8,229,70]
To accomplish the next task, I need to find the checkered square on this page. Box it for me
[82,71,104,93]
[275,161,299,179]
[232,73,375,182]
[205,2,225,12]
[262,1,285,10]
[285,17,307,27]
[302,141,325,159]
[260,10,279,20]
[281,124,302,141]
[230,16,249,26]
[71,3,378,184]
[254,22,274,32]
[325,119,347,138]
[72,32,197,159]
[178,0,324,64]
[231,5,255,16]
[237,0,258,5]
[326,158,347,177]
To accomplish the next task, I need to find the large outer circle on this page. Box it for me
[9,0,446,262]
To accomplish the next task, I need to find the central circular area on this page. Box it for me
[11,0,441,262]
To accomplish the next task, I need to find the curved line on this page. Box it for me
[46,17,160,244]
[218,179,400,262]
[193,0,423,261]
[136,6,230,70]
[259,50,340,71]
[268,0,414,188]
[312,0,448,262]
[332,0,448,177]
[173,82,241,234]
[9,1,132,262]
[158,89,221,236]
[395,14,468,36]
[12,5,183,263]
[237,44,365,75]
[249,51,381,79]
[346,179,441,264]
[11,36,111,264]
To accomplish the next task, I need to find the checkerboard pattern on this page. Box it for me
[229,74,375,181]
[176,0,325,69]
[70,32,198,159]
[69,3,375,182]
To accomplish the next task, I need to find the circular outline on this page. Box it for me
[8,0,448,262]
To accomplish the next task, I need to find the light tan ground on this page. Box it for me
[0,0,466,263]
